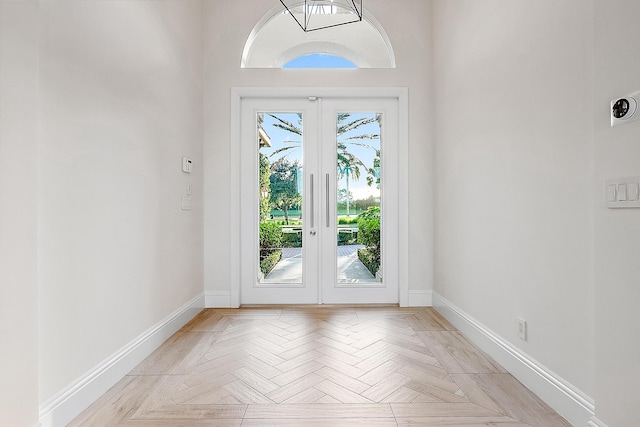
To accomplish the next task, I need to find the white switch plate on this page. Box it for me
[606,177,640,208]
[181,196,192,210]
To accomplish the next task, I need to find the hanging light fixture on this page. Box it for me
[279,0,363,32]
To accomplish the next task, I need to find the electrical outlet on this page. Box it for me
[518,318,527,341]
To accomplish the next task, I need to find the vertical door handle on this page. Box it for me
[309,174,314,228]
[326,173,330,228]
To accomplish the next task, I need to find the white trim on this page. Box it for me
[205,291,232,308]
[230,89,241,309]
[588,417,608,427]
[39,292,205,427]
[432,292,594,427]
[230,87,409,307]
[232,87,407,100]
[408,290,432,307]
[398,89,409,307]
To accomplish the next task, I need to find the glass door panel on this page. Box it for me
[258,112,304,285]
[320,98,398,304]
[336,112,381,284]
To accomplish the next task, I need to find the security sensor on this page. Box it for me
[611,90,640,127]
[182,157,193,173]
[613,99,632,119]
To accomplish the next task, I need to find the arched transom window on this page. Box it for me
[242,3,395,69]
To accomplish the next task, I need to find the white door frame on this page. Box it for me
[230,87,409,307]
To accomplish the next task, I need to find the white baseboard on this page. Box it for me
[205,290,232,307]
[432,292,594,427]
[39,292,205,427]
[408,289,432,307]
[588,417,608,427]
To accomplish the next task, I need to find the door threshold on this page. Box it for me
[239,303,401,308]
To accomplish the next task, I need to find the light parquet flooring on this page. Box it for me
[70,307,572,426]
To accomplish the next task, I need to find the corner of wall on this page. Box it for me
[205,291,233,308]
[433,292,594,427]
[39,293,205,427]
[408,290,433,307]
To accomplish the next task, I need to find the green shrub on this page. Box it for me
[337,230,357,246]
[338,216,360,225]
[260,222,282,257]
[357,247,379,276]
[357,217,380,252]
[259,153,271,222]
[357,216,380,275]
[260,222,283,275]
[260,249,282,275]
[358,206,380,220]
[282,231,302,247]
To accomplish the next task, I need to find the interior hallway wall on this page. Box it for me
[593,1,640,425]
[432,0,595,423]
[0,2,40,425]
[203,0,434,303]
[37,0,204,414]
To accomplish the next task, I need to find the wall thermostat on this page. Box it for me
[182,157,193,173]
[611,90,640,127]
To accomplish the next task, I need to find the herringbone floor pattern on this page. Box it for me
[70,306,572,426]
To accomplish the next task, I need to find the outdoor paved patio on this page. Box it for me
[263,245,376,284]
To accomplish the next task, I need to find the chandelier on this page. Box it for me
[279,0,363,32]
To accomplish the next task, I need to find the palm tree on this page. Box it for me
[337,151,364,216]
[266,113,379,166]
[265,113,303,159]
[366,149,381,188]
[262,112,381,217]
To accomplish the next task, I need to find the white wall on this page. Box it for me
[8,1,638,425]
[37,0,204,410]
[204,0,434,303]
[0,2,40,425]
[432,0,595,421]
[593,1,640,425]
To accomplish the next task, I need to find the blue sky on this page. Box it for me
[283,53,357,69]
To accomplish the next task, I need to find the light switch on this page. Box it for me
[629,182,640,201]
[617,183,628,201]
[606,177,640,208]
[181,196,192,210]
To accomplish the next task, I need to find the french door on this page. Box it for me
[239,96,399,304]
